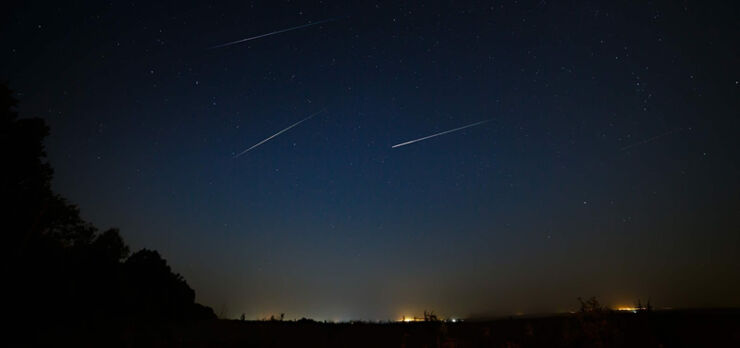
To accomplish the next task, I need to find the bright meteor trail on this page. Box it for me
[392,119,491,149]
[233,109,324,158]
[209,18,338,49]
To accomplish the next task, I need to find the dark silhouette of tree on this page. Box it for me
[2,83,214,344]
[92,228,130,261]
[123,249,204,321]
[577,296,605,313]
[635,297,654,313]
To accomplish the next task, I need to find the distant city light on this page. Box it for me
[399,315,425,322]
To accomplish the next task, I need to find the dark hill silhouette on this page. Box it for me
[1,83,215,345]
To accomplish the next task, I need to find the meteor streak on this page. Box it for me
[209,18,338,49]
[233,109,324,158]
[620,128,684,151]
[392,119,491,149]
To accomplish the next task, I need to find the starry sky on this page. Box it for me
[3,1,739,320]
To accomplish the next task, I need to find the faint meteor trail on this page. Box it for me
[233,109,324,158]
[392,119,491,149]
[620,128,684,151]
[209,18,338,49]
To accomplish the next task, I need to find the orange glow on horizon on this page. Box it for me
[399,315,424,322]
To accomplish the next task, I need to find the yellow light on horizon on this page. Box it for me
[399,315,423,322]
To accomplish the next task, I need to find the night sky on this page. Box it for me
[3,1,739,321]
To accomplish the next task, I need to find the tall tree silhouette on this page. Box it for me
[2,83,214,344]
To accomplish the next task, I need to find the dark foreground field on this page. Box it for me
[32,308,740,347]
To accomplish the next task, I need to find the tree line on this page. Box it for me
[1,83,215,342]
